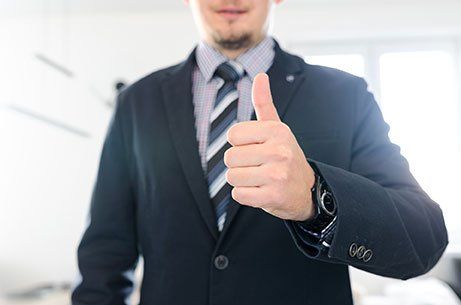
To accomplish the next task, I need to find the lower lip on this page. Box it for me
[217,11,246,21]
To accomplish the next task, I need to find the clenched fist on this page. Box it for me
[224,73,316,222]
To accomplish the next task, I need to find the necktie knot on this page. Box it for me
[215,61,245,83]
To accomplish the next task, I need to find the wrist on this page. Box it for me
[296,167,337,238]
[296,192,316,222]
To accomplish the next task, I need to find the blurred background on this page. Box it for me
[1,0,460,304]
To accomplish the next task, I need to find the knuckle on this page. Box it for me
[279,170,289,183]
[269,168,289,184]
[269,170,281,183]
[269,147,281,161]
[273,146,292,162]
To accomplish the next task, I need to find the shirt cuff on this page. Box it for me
[295,216,337,247]
[284,218,338,258]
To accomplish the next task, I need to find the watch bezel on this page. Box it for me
[315,178,337,215]
[319,185,337,216]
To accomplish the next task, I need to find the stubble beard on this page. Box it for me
[212,31,253,51]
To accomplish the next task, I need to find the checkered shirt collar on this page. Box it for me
[195,36,275,83]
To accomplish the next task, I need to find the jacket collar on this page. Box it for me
[195,36,276,83]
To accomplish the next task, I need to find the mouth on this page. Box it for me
[216,7,248,21]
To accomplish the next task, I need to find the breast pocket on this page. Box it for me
[292,129,339,143]
[293,129,349,168]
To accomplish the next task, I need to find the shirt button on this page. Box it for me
[348,243,358,257]
[214,255,229,270]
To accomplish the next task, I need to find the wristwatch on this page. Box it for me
[297,167,337,241]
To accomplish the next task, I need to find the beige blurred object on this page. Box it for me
[0,291,69,305]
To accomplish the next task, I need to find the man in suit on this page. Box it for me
[71,0,449,304]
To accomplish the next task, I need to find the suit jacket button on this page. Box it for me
[348,243,358,257]
[363,249,373,262]
[356,246,366,259]
[214,255,229,270]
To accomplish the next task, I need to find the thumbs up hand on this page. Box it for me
[224,73,316,222]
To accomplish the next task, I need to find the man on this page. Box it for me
[71,0,449,304]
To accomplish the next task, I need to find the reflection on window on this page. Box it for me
[379,51,461,231]
[305,54,365,77]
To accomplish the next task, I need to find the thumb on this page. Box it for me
[252,73,280,122]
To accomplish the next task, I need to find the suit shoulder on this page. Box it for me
[277,49,365,89]
[285,52,371,104]
[301,61,365,87]
[113,60,188,113]
[120,61,184,98]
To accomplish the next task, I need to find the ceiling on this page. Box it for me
[2,0,460,15]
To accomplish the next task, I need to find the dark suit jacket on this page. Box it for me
[71,41,448,305]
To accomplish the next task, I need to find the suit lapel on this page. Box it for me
[160,42,307,243]
[161,50,219,241]
[218,42,307,241]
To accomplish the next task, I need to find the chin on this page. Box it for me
[213,30,254,50]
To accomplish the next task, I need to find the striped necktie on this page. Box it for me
[206,61,244,232]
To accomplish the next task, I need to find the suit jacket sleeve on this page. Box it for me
[71,91,139,305]
[286,77,449,280]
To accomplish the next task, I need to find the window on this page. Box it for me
[307,54,365,77]
[293,40,461,233]
[379,50,460,231]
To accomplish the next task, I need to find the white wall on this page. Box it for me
[1,1,461,294]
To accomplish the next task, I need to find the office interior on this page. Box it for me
[1,0,461,304]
